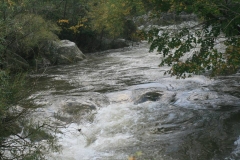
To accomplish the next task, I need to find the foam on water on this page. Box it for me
[25,40,240,160]
[233,137,240,157]
[224,136,240,160]
[46,78,212,159]
[48,102,140,160]
[40,77,240,160]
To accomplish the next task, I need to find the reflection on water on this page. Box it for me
[28,42,240,160]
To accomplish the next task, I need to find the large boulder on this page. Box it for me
[44,40,86,65]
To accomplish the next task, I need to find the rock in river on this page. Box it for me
[44,40,86,65]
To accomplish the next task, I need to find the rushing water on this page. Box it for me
[28,42,240,160]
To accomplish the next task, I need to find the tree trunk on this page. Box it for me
[63,0,68,18]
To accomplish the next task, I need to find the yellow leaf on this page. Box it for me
[128,156,136,160]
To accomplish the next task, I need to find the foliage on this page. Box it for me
[57,17,89,37]
[145,0,240,78]
[39,0,97,52]
[0,1,62,158]
[0,71,59,159]
[0,0,60,72]
[88,0,145,38]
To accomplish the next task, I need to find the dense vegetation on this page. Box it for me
[0,71,60,159]
[1,0,240,159]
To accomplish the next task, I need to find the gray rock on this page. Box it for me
[44,40,86,65]
[134,91,163,104]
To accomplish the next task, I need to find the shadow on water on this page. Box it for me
[167,104,240,160]
[28,76,76,95]
[128,107,240,160]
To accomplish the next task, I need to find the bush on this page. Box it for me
[0,71,59,159]
[1,14,60,72]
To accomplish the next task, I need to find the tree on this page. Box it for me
[144,0,240,78]
[88,0,145,39]
[0,0,60,72]
[0,71,59,159]
[0,1,61,159]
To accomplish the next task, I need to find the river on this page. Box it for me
[29,42,240,160]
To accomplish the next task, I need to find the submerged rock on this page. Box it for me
[134,91,163,104]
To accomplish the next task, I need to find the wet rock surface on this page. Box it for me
[134,91,163,104]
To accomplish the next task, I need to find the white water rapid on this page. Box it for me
[29,42,240,160]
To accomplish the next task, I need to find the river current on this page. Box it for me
[29,42,240,160]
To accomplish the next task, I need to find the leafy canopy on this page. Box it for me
[88,0,145,38]
[0,0,60,71]
[145,0,240,78]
